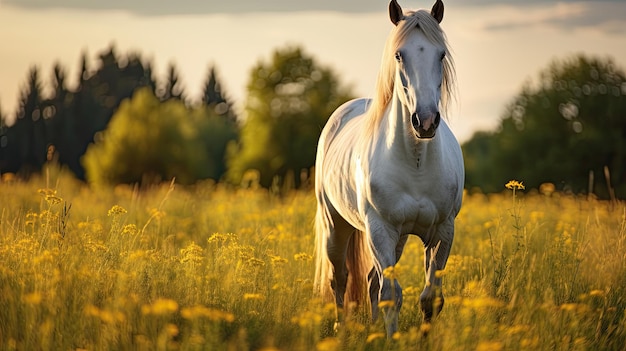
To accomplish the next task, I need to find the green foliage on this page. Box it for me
[82,88,237,186]
[227,46,353,188]
[463,55,626,198]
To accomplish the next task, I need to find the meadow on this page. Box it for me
[1,167,624,350]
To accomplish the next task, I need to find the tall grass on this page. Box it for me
[1,168,624,350]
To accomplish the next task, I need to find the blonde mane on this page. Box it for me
[364,9,456,138]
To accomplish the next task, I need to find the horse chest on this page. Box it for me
[369,174,452,234]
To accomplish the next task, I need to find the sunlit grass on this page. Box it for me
[1,169,624,350]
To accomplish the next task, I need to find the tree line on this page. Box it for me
[0,46,623,198]
[0,45,236,180]
[0,44,352,189]
[462,55,626,199]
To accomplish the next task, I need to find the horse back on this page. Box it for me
[318,98,371,155]
[315,98,372,230]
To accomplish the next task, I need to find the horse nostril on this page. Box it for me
[411,113,420,128]
[434,112,441,126]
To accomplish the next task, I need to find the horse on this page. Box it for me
[314,0,463,337]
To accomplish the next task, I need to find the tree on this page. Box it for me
[0,102,7,172]
[201,65,236,123]
[227,46,353,188]
[82,88,237,186]
[8,66,47,176]
[44,63,69,165]
[158,62,186,103]
[70,46,156,178]
[463,54,626,198]
[0,45,167,180]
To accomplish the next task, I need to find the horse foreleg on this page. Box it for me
[371,234,407,321]
[420,219,454,322]
[367,216,401,337]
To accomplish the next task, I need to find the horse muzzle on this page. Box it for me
[411,111,441,139]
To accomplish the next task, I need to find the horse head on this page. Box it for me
[389,0,448,139]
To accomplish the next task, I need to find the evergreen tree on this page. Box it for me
[201,65,236,122]
[46,62,69,165]
[143,61,158,94]
[10,66,46,176]
[158,62,186,102]
[69,46,156,178]
[67,51,97,178]
[0,102,7,173]
[0,44,230,181]
[77,51,90,90]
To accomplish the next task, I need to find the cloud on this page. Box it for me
[481,2,626,35]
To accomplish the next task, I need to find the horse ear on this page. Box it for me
[431,0,444,23]
[389,0,403,26]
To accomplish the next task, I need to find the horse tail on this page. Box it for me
[313,165,379,309]
[315,201,378,308]
[314,192,334,303]
[345,229,376,307]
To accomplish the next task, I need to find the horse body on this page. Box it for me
[314,0,463,336]
[318,97,462,235]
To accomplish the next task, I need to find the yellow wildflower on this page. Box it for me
[164,323,179,337]
[560,303,590,313]
[142,298,178,315]
[181,305,235,322]
[38,188,56,197]
[121,224,139,235]
[589,289,605,297]
[180,242,204,264]
[45,194,63,205]
[476,341,503,351]
[291,310,323,328]
[108,205,127,217]
[378,300,395,309]
[366,333,385,343]
[269,255,288,265]
[22,292,43,305]
[382,266,397,280]
[294,252,313,261]
[243,293,265,301]
[505,180,525,190]
[316,337,340,351]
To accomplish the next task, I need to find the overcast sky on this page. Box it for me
[1,0,625,142]
[5,0,625,14]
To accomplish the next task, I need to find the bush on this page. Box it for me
[82,88,237,186]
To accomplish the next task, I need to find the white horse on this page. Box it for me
[314,0,463,336]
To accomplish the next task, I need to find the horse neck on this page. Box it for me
[383,96,434,162]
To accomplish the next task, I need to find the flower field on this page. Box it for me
[1,169,624,350]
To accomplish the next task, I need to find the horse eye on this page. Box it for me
[395,52,402,62]
[440,52,446,61]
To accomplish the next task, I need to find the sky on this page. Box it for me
[1,0,625,142]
